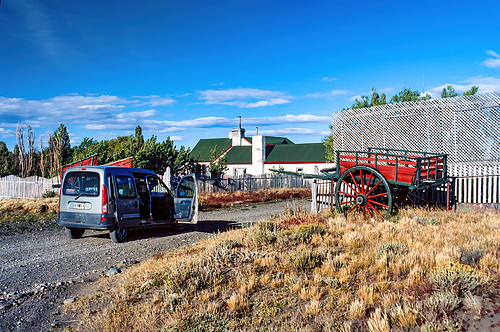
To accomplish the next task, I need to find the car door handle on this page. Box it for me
[133,201,138,208]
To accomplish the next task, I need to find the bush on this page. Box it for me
[294,224,324,243]
[291,249,323,271]
[251,221,276,245]
[430,262,484,297]
[374,242,409,259]
[42,190,57,198]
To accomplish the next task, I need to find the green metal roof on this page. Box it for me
[265,143,327,163]
[189,138,232,162]
[245,136,294,145]
[225,146,252,164]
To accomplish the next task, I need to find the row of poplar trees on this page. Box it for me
[0,124,194,178]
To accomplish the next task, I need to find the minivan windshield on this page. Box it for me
[63,171,100,196]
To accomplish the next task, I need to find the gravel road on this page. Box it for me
[0,199,309,332]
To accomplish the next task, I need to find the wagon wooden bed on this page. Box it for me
[274,147,449,220]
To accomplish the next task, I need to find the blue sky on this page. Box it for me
[1,0,499,151]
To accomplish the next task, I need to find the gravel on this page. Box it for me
[0,199,309,331]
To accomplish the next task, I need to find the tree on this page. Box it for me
[16,124,28,177]
[0,141,13,177]
[209,146,227,177]
[324,87,430,157]
[390,88,431,103]
[463,86,479,96]
[441,85,458,98]
[351,88,386,109]
[48,124,71,177]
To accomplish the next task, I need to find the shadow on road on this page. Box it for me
[79,219,252,242]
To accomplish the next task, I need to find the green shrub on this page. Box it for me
[420,319,458,332]
[425,292,462,314]
[374,242,409,258]
[460,247,483,266]
[252,221,276,245]
[42,190,57,198]
[430,262,484,297]
[294,224,324,243]
[291,249,323,271]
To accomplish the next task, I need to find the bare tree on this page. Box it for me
[40,136,46,178]
[27,125,35,176]
[16,124,27,177]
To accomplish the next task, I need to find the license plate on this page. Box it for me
[73,202,85,209]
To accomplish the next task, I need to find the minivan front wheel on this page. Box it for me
[110,226,128,243]
[65,227,85,239]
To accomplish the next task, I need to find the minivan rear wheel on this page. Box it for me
[110,227,128,243]
[65,227,85,239]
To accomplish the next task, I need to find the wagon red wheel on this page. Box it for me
[335,165,393,220]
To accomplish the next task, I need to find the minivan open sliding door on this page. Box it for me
[174,174,198,224]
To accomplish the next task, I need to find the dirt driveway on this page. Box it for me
[0,199,309,332]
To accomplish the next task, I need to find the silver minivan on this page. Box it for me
[57,166,197,243]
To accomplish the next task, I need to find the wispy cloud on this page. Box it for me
[12,0,73,64]
[133,95,177,107]
[481,50,500,69]
[258,128,330,136]
[140,114,330,133]
[0,94,133,127]
[424,76,500,98]
[197,88,293,108]
[322,77,338,82]
[0,128,16,138]
[306,89,351,99]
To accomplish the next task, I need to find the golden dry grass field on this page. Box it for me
[62,207,500,331]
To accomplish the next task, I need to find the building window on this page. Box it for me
[235,168,246,177]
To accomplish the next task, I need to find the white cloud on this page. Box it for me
[116,109,157,121]
[306,89,351,99]
[133,95,176,107]
[481,50,500,69]
[424,76,500,98]
[0,128,16,138]
[169,136,184,141]
[142,114,330,133]
[197,88,293,108]
[259,128,330,136]
[322,77,338,82]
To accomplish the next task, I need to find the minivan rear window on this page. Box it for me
[63,171,100,196]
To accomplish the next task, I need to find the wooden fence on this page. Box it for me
[0,174,312,199]
[195,175,312,193]
[0,175,60,199]
[312,164,500,213]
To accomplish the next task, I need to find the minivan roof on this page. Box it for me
[63,166,157,175]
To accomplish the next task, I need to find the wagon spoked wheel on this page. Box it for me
[335,165,393,220]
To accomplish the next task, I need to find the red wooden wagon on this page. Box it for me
[332,148,449,220]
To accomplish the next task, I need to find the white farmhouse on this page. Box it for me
[189,127,330,176]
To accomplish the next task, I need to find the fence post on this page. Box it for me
[311,180,317,213]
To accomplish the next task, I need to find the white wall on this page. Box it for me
[264,163,329,175]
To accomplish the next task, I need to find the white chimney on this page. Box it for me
[252,135,265,175]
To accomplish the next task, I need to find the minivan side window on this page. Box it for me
[148,177,172,195]
[115,175,137,199]
[176,176,195,198]
[63,172,100,196]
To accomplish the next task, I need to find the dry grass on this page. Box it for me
[0,197,58,226]
[64,207,500,331]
